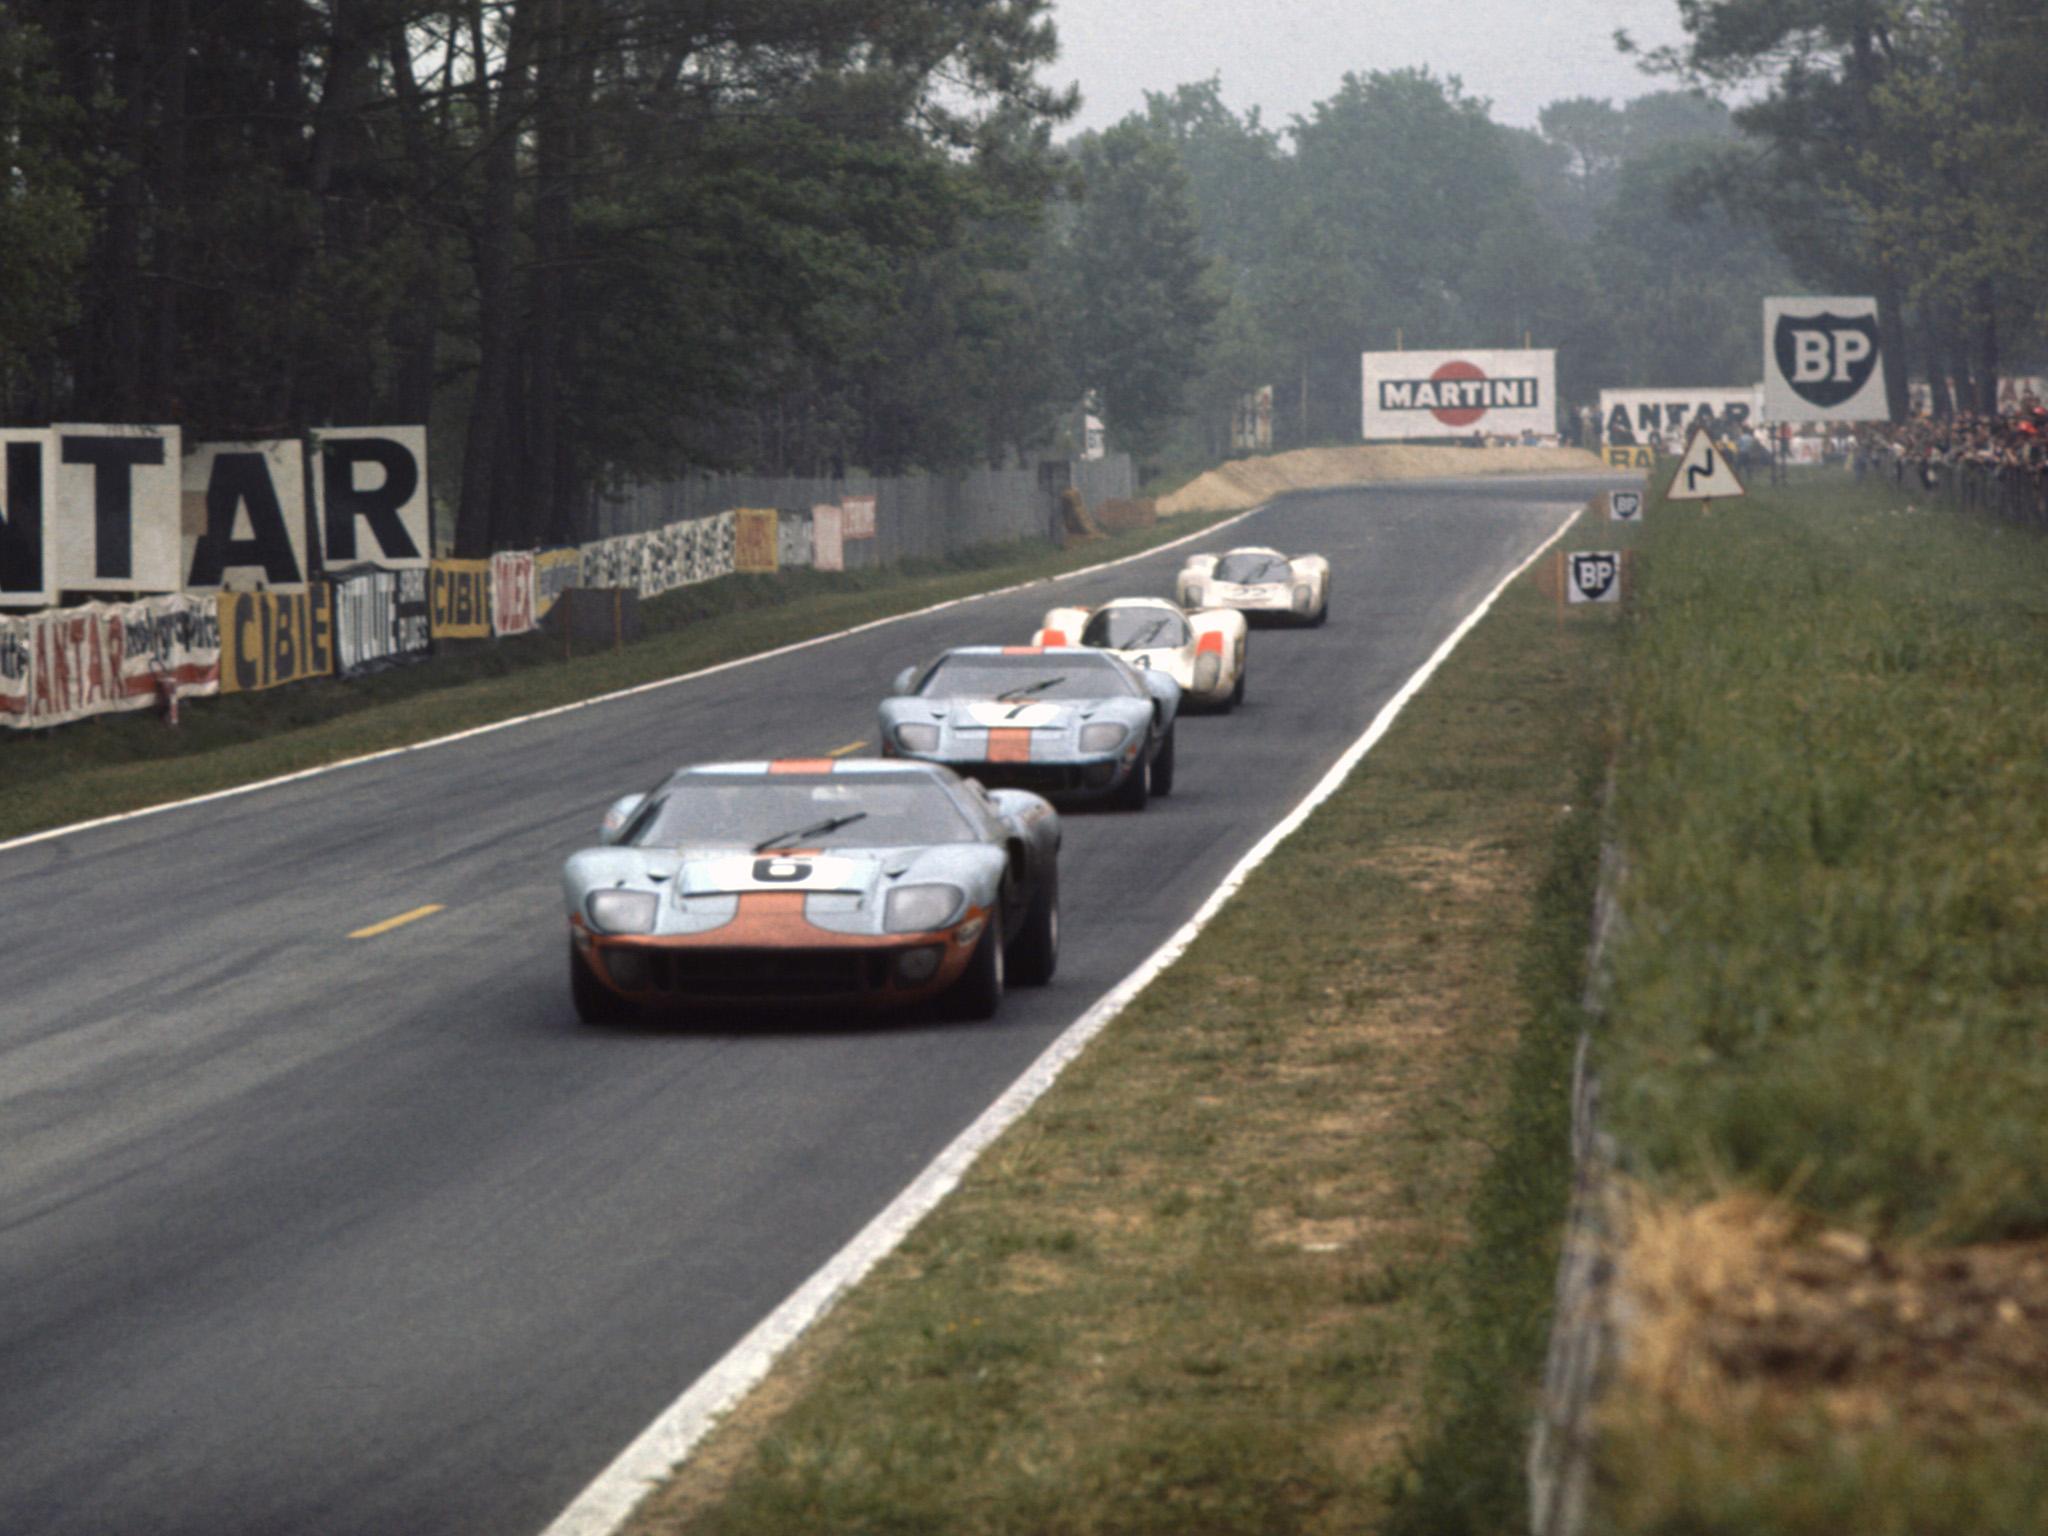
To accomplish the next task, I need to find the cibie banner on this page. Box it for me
[0,594,221,728]
[429,559,492,639]
[218,588,334,693]
[1362,350,1557,440]
[734,508,779,573]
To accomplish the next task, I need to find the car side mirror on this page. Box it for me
[892,664,921,696]
[600,793,645,844]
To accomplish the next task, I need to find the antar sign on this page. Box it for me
[1763,298,1889,423]
[0,425,430,606]
[1361,349,1556,440]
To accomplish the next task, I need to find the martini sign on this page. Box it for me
[1362,348,1557,440]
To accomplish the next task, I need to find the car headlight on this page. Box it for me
[586,889,659,935]
[885,883,966,933]
[1292,584,1313,613]
[892,722,940,752]
[1079,722,1129,752]
[1194,654,1220,691]
[1183,585,1205,607]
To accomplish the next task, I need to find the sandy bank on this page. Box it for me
[1156,444,1607,515]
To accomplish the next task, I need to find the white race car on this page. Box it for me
[1177,546,1330,625]
[1033,596,1248,711]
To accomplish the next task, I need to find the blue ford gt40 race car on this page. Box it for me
[564,758,1060,1023]
[879,644,1179,809]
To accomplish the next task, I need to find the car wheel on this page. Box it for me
[945,911,1006,1020]
[1227,667,1245,710]
[1008,865,1059,986]
[570,944,636,1024]
[1151,725,1176,796]
[1111,747,1151,811]
[1312,600,1329,628]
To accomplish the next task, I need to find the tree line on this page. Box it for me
[0,1,2041,553]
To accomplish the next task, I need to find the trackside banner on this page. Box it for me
[811,504,844,572]
[0,594,221,728]
[1599,387,1763,447]
[218,588,334,693]
[777,509,813,570]
[734,508,778,573]
[534,549,580,619]
[1362,349,1557,440]
[429,559,492,639]
[492,551,536,636]
[331,566,430,676]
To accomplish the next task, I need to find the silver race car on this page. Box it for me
[879,644,1178,809]
[1177,545,1331,625]
[564,758,1061,1023]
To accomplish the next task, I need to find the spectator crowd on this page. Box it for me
[1855,390,2048,523]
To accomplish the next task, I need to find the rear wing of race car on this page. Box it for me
[1034,605,1092,647]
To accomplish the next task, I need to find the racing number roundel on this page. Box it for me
[753,857,812,883]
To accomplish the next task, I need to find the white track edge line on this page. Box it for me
[538,503,1585,1536]
[0,506,1264,855]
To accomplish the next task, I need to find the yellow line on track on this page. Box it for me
[825,740,867,757]
[348,903,445,940]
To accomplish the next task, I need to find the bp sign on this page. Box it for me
[1609,489,1643,522]
[1567,552,1621,604]
[1763,297,1889,422]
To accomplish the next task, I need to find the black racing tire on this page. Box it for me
[1227,667,1246,710]
[571,944,636,1024]
[945,911,1006,1020]
[1311,600,1329,628]
[1110,746,1152,811]
[1151,725,1177,797]
[1007,865,1060,986]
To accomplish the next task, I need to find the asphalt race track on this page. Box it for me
[0,476,1612,1536]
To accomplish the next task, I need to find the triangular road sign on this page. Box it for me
[1665,427,1746,502]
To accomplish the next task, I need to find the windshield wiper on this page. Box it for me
[996,676,1064,716]
[752,811,868,852]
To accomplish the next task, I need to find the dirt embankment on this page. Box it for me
[1157,444,1606,515]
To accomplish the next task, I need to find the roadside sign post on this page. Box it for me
[1664,426,1746,514]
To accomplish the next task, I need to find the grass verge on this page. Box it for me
[614,508,1624,1535]
[1592,471,2048,1532]
[0,518,1232,844]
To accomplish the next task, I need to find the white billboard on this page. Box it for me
[1763,297,1889,423]
[53,424,184,593]
[1599,387,1763,447]
[1362,349,1557,440]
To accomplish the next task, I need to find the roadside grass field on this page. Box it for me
[1595,471,2048,1532]
[617,507,1625,1536]
[0,517,1232,844]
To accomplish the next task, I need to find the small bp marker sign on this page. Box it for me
[1567,552,1622,604]
[1609,489,1643,522]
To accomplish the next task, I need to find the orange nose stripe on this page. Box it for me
[987,728,1032,763]
[769,759,835,774]
[1196,630,1226,655]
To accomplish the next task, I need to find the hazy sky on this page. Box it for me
[1047,0,1699,136]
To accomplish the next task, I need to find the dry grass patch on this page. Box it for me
[1600,1191,2048,1535]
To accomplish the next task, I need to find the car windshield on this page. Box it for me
[626,774,975,849]
[919,653,1139,701]
[1082,608,1189,650]
[1215,553,1292,584]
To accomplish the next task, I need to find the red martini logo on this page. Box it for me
[1379,361,1539,427]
